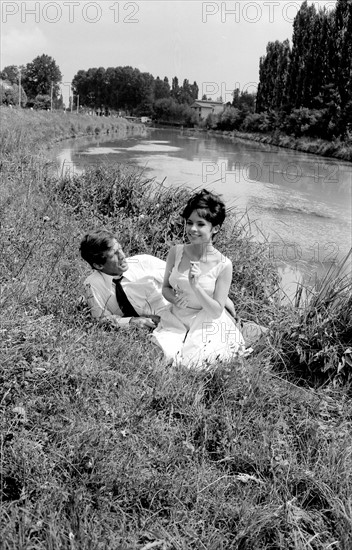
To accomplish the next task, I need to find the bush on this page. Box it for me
[32,94,51,110]
[217,106,243,131]
[282,108,329,139]
[152,97,196,126]
[242,112,271,133]
[0,80,27,107]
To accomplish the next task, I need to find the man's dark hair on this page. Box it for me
[181,188,226,227]
[80,230,116,268]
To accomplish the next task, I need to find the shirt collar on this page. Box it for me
[97,269,131,285]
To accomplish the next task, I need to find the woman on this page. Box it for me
[152,189,245,368]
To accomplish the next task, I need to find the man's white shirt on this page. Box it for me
[83,254,169,327]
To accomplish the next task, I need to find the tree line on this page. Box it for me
[254,0,352,140]
[71,67,199,124]
[0,56,199,124]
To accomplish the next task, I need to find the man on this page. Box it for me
[80,230,169,329]
[80,229,268,345]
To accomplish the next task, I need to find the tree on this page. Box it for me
[217,106,243,130]
[154,76,170,100]
[0,65,21,84]
[232,88,256,113]
[334,0,352,136]
[22,54,62,101]
[71,69,90,107]
[256,40,291,112]
[153,97,196,126]
[190,81,199,101]
[0,80,27,107]
[171,77,180,102]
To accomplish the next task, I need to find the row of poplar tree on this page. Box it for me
[255,0,352,140]
[72,67,199,122]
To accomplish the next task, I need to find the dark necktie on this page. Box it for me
[113,278,139,318]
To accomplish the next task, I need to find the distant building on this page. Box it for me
[191,100,224,122]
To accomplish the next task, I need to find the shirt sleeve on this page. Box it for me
[83,281,130,327]
[139,255,167,284]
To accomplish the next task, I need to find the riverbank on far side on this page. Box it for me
[179,126,352,162]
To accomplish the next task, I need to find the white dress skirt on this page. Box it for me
[151,245,245,369]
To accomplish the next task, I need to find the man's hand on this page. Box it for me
[146,314,160,324]
[130,316,157,329]
[138,314,161,324]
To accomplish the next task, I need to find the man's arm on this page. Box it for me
[84,281,130,327]
[127,255,166,287]
[84,281,157,329]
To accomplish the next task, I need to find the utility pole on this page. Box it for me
[50,82,53,111]
[18,68,21,108]
[77,94,79,114]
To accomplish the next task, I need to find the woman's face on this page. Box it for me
[186,210,218,245]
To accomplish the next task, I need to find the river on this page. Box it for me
[54,127,352,300]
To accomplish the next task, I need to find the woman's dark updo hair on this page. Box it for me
[181,189,226,227]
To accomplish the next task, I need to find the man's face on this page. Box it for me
[94,239,129,277]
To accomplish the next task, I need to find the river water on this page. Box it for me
[54,127,352,300]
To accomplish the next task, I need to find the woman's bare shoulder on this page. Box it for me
[211,248,231,263]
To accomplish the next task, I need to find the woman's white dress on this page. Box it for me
[151,245,245,369]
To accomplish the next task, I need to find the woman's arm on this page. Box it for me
[162,247,178,304]
[162,247,189,308]
[225,296,237,318]
[189,260,233,318]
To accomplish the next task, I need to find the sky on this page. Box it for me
[1,0,337,105]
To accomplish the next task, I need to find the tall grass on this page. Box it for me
[0,106,144,165]
[271,252,352,387]
[1,108,352,549]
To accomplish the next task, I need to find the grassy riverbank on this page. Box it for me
[184,126,352,162]
[232,131,352,163]
[1,108,352,549]
[0,106,145,156]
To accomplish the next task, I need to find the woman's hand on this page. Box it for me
[174,287,189,308]
[188,261,201,288]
